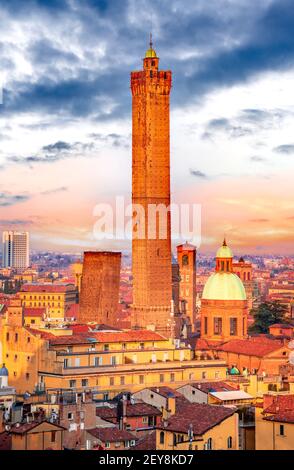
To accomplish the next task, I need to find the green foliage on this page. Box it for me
[249,301,289,334]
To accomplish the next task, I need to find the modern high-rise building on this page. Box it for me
[79,251,121,325]
[131,39,173,335]
[2,231,30,270]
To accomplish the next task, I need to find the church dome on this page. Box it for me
[145,48,157,58]
[216,242,233,259]
[202,272,246,301]
[0,364,9,377]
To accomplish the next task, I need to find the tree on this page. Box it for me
[249,301,289,334]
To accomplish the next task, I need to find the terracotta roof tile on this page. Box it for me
[96,403,161,420]
[216,338,286,357]
[21,283,76,293]
[264,412,294,424]
[188,381,238,394]
[158,402,235,435]
[87,427,137,443]
[148,387,183,398]
[264,394,294,414]
[135,431,156,450]
[0,432,11,450]
[24,307,46,317]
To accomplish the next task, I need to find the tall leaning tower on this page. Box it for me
[131,38,173,336]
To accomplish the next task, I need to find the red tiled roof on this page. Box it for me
[87,427,137,443]
[96,403,161,420]
[92,330,166,343]
[26,328,166,346]
[148,387,183,398]
[9,420,65,435]
[135,431,156,450]
[188,381,238,394]
[216,338,286,357]
[158,402,235,435]
[21,283,76,293]
[24,307,46,317]
[0,432,11,450]
[264,395,294,414]
[65,303,79,319]
[264,412,294,424]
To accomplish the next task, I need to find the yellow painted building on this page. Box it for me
[255,392,294,450]
[156,400,239,450]
[0,301,228,395]
[19,283,77,321]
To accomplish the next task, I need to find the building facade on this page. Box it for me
[2,231,29,271]
[131,39,173,336]
[79,251,121,325]
[177,243,197,332]
[19,283,77,322]
[200,240,248,342]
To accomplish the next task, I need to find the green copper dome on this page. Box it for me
[202,272,246,301]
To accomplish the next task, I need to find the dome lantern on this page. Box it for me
[216,238,233,273]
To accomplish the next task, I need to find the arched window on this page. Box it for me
[182,255,189,266]
[207,438,212,450]
[227,436,232,449]
[160,431,164,444]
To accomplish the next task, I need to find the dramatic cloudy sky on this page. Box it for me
[0,0,294,255]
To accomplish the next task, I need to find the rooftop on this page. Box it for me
[187,381,238,394]
[27,328,167,345]
[87,427,137,443]
[21,283,76,293]
[158,402,235,435]
[215,337,287,357]
[96,402,161,420]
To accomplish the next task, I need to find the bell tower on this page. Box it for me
[131,37,173,336]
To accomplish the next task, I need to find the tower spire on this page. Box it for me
[149,32,153,50]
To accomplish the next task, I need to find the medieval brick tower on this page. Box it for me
[131,38,173,335]
[79,251,121,325]
[177,242,197,332]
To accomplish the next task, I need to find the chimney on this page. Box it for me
[167,396,176,416]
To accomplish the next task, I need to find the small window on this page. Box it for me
[280,424,284,436]
[104,344,109,352]
[120,376,125,385]
[82,379,88,387]
[69,380,76,388]
[139,375,144,384]
[160,431,164,444]
[202,371,207,379]
[51,431,56,443]
[15,333,18,342]
[6,333,9,341]
[68,412,74,420]
[160,374,164,383]
[170,373,175,382]
[227,436,233,449]
[142,416,148,424]
[105,441,110,448]
[206,438,213,450]
[26,373,30,381]
[110,377,114,386]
